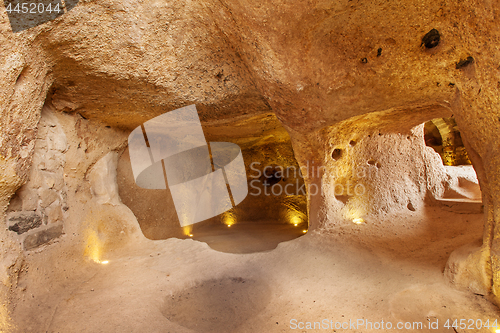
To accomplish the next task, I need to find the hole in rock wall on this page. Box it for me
[423,118,482,206]
[117,113,308,254]
[424,117,471,166]
[317,110,485,232]
[331,148,343,160]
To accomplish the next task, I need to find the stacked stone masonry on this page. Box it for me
[5,109,67,250]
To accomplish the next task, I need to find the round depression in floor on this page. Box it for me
[161,277,271,332]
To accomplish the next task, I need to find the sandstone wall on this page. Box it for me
[1,0,499,307]
[5,107,68,250]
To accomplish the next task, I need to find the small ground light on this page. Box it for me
[353,218,365,225]
[302,230,307,233]
[189,234,193,237]
[101,261,109,264]
[294,223,298,227]
[227,224,231,227]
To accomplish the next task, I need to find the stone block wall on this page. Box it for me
[5,108,68,250]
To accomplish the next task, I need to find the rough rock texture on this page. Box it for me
[83,151,144,263]
[117,112,307,240]
[444,240,491,295]
[300,113,451,228]
[0,0,500,320]
[23,224,63,251]
[6,212,42,235]
[4,108,69,250]
[43,1,271,129]
[88,152,122,206]
[442,165,482,200]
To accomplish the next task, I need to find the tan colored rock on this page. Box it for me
[445,240,491,295]
[43,173,56,189]
[0,40,52,209]
[17,186,37,212]
[38,188,58,209]
[45,201,63,224]
[83,152,145,261]
[23,224,63,250]
[46,128,68,153]
[1,0,500,308]
[0,156,23,213]
[44,153,64,173]
[5,194,21,213]
[87,152,121,206]
[290,109,451,227]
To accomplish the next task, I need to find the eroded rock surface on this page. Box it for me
[1,0,500,321]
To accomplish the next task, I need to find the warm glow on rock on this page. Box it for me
[84,229,103,264]
[0,302,13,332]
[291,215,302,226]
[182,225,193,237]
[353,218,365,225]
[285,207,307,227]
[222,210,236,227]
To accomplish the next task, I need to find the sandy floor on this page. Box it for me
[8,203,500,333]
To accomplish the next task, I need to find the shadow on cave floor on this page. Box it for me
[190,221,308,254]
